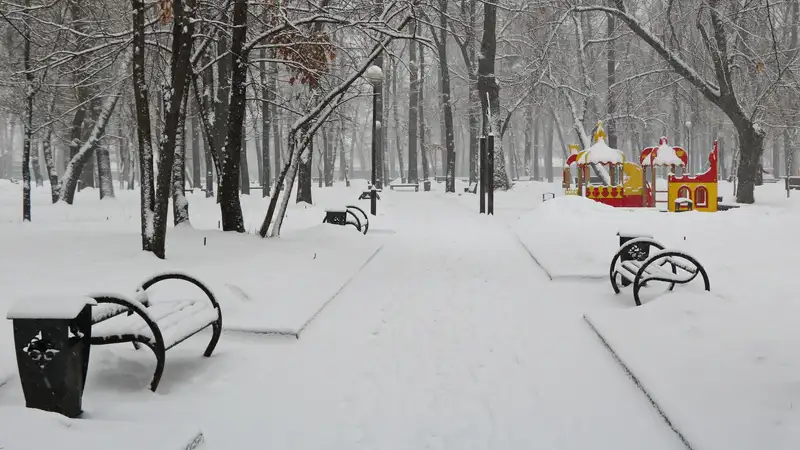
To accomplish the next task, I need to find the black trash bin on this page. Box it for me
[616,231,654,287]
[6,296,95,418]
[323,209,348,226]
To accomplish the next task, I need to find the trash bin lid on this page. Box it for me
[616,228,654,239]
[6,295,97,320]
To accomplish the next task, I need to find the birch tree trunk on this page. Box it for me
[173,78,190,226]
[42,127,59,202]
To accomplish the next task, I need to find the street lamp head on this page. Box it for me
[685,120,692,129]
[375,120,382,130]
[364,65,384,86]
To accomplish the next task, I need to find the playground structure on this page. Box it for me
[561,122,719,212]
[640,137,687,207]
[562,123,651,208]
[666,141,719,212]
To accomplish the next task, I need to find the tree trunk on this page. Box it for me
[786,130,795,177]
[240,127,250,195]
[533,110,540,181]
[31,140,43,187]
[324,125,334,186]
[260,49,271,197]
[605,5,617,149]
[419,40,430,181]
[22,10,32,221]
[381,60,390,185]
[408,21,419,185]
[374,49,384,189]
[387,58,403,183]
[97,145,115,199]
[254,123,263,188]
[509,130,518,180]
[80,148,95,190]
[735,125,765,203]
[150,0,196,256]
[218,0,247,232]
[434,1,456,193]
[524,106,532,176]
[297,129,313,204]
[42,128,59,202]
[173,77,190,226]
[772,137,780,178]
[190,101,201,191]
[339,124,348,182]
[271,61,281,182]
[477,0,510,190]
[545,117,554,182]
[201,53,215,199]
[60,85,122,205]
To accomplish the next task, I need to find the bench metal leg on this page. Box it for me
[136,340,166,392]
[204,313,222,358]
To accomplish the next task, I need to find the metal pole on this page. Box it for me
[479,136,486,214]
[370,84,378,215]
[487,134,495,215]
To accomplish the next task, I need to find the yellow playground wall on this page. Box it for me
[667,181,718,212]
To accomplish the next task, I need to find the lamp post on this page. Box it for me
[365,64,383,216]
[684,120,692,172]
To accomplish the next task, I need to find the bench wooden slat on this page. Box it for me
[159,303,220,350]
[92,300,214,347]
[616,262,638,282]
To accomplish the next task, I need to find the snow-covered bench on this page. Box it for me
[389,183,419,192]
[609,237,710,306]
[89,272,222,391]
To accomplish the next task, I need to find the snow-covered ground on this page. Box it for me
[0,177,797,449]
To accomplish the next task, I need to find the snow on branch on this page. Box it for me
[58,59,129,203]
[573,3,722,100]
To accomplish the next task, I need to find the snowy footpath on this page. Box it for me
[260,194,684,449]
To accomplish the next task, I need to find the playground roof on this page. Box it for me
[577,137,625,165]
[641,138,688,167]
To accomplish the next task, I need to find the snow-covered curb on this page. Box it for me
[585,291,800,450]
[583,314,695,450]
[0,406,206,450]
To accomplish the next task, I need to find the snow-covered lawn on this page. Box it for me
[0,177,798,449]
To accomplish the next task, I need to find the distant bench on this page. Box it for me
[90,272,223,391]
[609,236,710,306]
[389,183,419,192]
